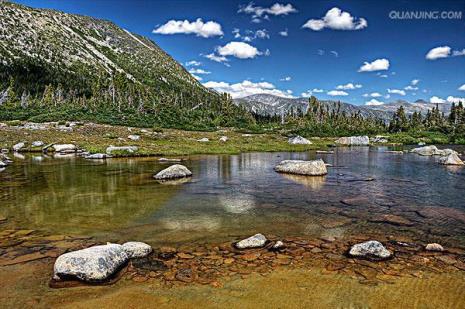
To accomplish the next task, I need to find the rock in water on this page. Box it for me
[288,136,312,145]
[348,240,392,260]
[13,142,26,152]
[274,159,327,176]
[122,242,152,258]
[53,244,128,282]
[235,233,268,249]
[106,146,138,154]
[438,153,464,165]
[335,136,369,146]
[410,145,458,157]
[154,164,192,180]
[53,144,77,152]
[425,243,444,252]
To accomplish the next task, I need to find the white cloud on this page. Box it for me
[404,85,418,91]
[336,83,362,90]
[203,79,294,99]
[330,50,339,57]
[447,96,465,104]
[365,99,384,106]
[192,74,202,81]
[388,89,406,96]
[411,79,420,86]
[153,18,223,38]
[429,96,445,104]
[238,2,297,23]
[301,88,324,97]
[233,29,270,41]
[363,92,382,98]
[217,41,261,59]
[426,46,450,60]
[458,84,465,91]
[204,53,229,64]
[280,76,291,81]
[453,49,465,56]
[327,90,348,96]
[302,7,367,31]
[279,28,288,36]
[188,68,211,74]
[385,94,391,99]
[358,58,390,72]
[185,60,201,66]
[378,74,388,78]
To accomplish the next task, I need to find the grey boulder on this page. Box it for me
[274,159,327,176]
[154,164,192,180]
[53,144,77,152]
[85,153,111,159]
[410,145,458,157]
[438,153,464,165]
[348,240,392,260]
[288,136,312,145]
[335,136,369,146]
[235,233,268,249]
[122,242,152,258]
[32,141,44,147]
[53,244,128,282]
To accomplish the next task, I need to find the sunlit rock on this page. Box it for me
[274,159,327,176]
[106,145,138,154]
[12,142,26,152]
[235,233,268,249]
[438,153,464,165]
[154,164,192,180]
[197,137,209,142]
[53,144,77,152]
[122,242,152,258]
[425,243,444,252]
[348,240,392,260]
[31,141,44,147]
[219,136,228,142]
[53,244,128,282]
[128,135,140,141]
[335,136,369,146]
[85,153,110,160]
[288,136,312,145]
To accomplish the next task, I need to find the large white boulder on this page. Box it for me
[274,159,327,176]
[288,136,312,145]
[410,145,459,156]
[53,144,77,152]
[122,242,152,258]
[438,153,464,165]
[348,240,392,260]
[235,233,268,249]
[53,244,128,282]
[154,164,192,180]
[335,136,369,146]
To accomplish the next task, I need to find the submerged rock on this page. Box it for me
[85,153,110,160]
[288,136,312,145]
[438,153,464,165]
[154,164,192,180]
[425,243,444,252]
[53,144,77,153]
[106,146,138,154]
[348,240,392,260]
[122,242,152,258]
[53,244,128,282]
[274,159,327,176]
[335,136,369,146]
[12,142,26,152]
[235,233,268,249]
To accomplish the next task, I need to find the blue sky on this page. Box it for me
[16,0,465,105]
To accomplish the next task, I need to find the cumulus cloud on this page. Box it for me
[153,18,223,38]
[459,84,465,91]
[363,92,382,98]
[233,29,270,42]
[301,88,324,97]
[447,96,465,104]
[388,89,406,96]
[327,90,348,96]
[192,74,202,81]
[185,60,201,66]
[411,79,420,86]
[203,79,294,99]
[336,83,362,90]
[404,85,418,91]
[358,58,390,72]
[430,96,445,104]
[280,76,291,81]
[279,28,288,36]
[204,53,229,65]
[330,51,339,57]
[365,99,384,106]
[188,68,211,74]
[238,2,297,23]
[302,7,367,31]
[425,46,465,60]
[217,41,261,59]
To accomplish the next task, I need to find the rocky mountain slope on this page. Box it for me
[365,100,452,115]
[234,94,392,121]
[0,2,215,106]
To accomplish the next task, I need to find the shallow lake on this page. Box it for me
[2,146,465,248]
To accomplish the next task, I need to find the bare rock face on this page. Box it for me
[53,144,77,152]
[53,244,128,282]
[348,240,392,260]
[288,136,312,145]
[122,242,152,258]
[425,243,444,252]
[335,136,369,146]
[438,153,464,165]
[274,159,327,176]
[154,164,192,180]
[235,233,268,249]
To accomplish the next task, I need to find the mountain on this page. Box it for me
[0,2,216,108]
[234,94,392,121]
[365,99,452,115]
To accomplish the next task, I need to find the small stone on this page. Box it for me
[122,242,152,258]
[176,268,195,282]
[128,135,140,141]
[177,252,194,259]
[425,243,444,252]
[348,241,392,260]
[13,142,26,152]
[271,241,285,251]
[240,252,261,261]
[219,136,228,142]
[235,233,268,249]
[197,138,209,142]
[32,141,44,147]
